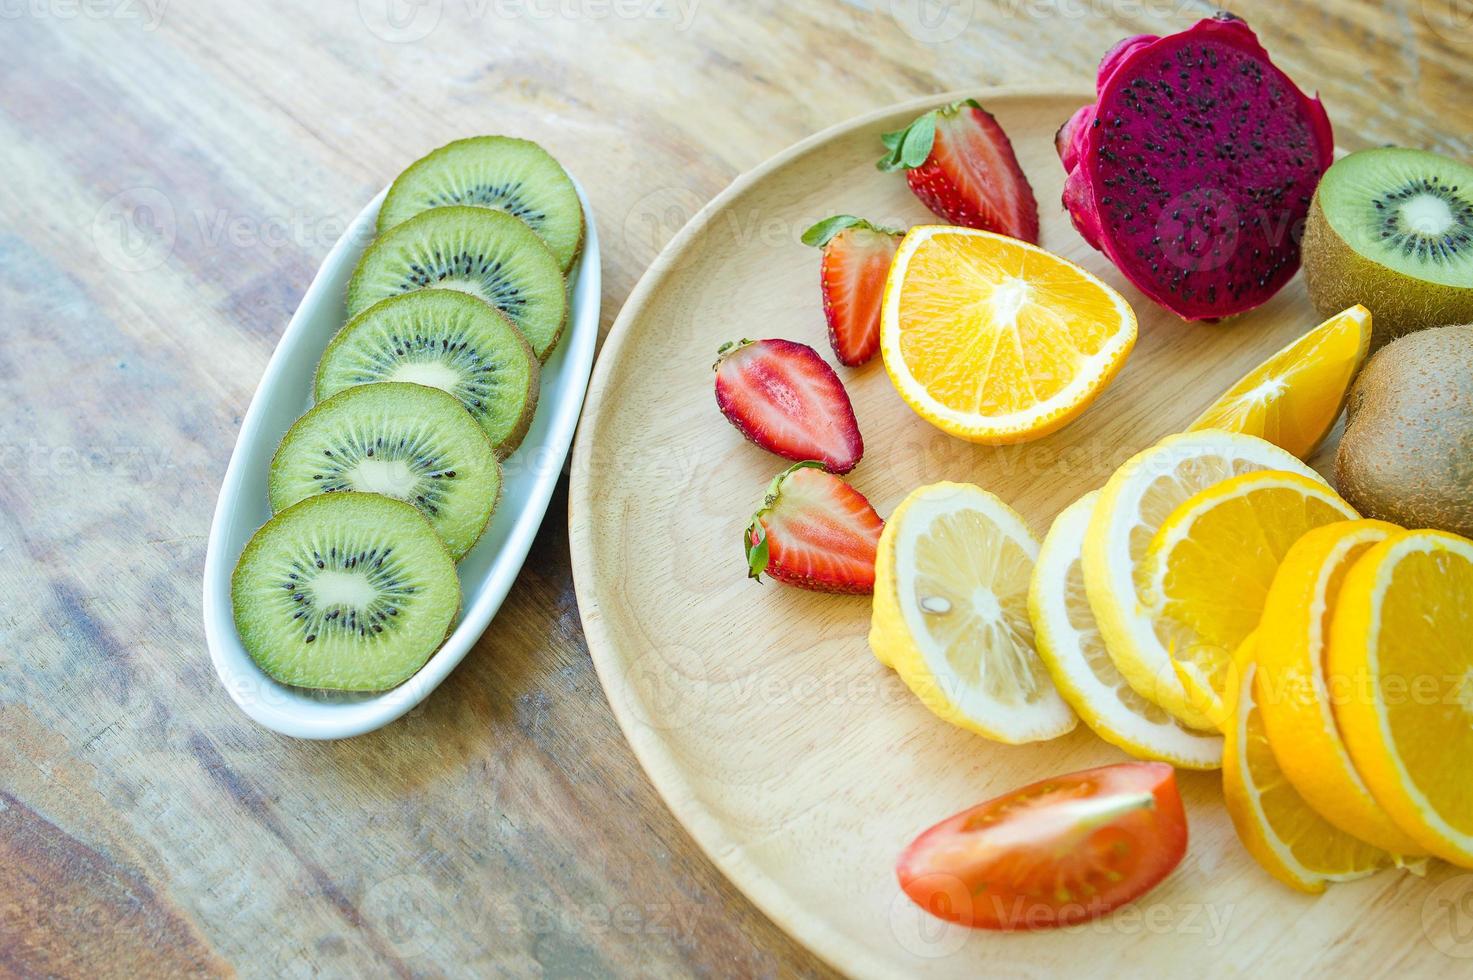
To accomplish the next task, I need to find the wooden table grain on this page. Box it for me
[2,2,1468,976]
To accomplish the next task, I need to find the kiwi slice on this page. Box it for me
[269,382,501,561]
[231,492,460,691]
[1304,147,1473,348]
[378,136,584,273]
[316,292,539,458]
[346,206,567,361]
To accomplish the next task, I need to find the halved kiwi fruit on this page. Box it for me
[231,492,460,691]
[1304,147,1473,348]
[378,135,584,273]
[316,292,539,457]
[346,206,567,360]
[269,382,501,560]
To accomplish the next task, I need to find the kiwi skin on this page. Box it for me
[1304,192,1473,352]
[1335,324,1473,538]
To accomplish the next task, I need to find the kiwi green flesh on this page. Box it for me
[347,206,567,360]
[1305,197,1473,349]
[378,136,584,273]
[269,382,501,561]
[231,492,461,691]
[1316,148,1473,287]
[316,292,539,457]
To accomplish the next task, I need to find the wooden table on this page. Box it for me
[3,2,1467,976]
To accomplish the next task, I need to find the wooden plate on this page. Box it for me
[569,90,1460,977]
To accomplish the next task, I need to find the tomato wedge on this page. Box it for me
[896,762,1187,930]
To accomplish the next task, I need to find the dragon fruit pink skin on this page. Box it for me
[1057,14,1334,321]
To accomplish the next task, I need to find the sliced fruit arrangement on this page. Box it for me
[1254,520,1427,855]
[231,493,461,692]
[802,215,904,366]
[1142,470,1359,727]
[1336,324,1473,538]
[347,205,568,361]
[714,339,863,473]
[877,99,1039,243]
[316,291,539,458]
[1084,429,1324,731]
[233,134,583,691]
[1057,14,1333,320]
[1328,529,1473,867]
[880,225,1137,444]
[870,482,1075,744]
[897,762,1187,929]
[1303,147,1473,348]
[378,135,585,273]
[1223,635,1392,892]
[268,382,502,562]
[745,462,883,594]
[1030,492,1223,769]
[1188,305,1372,460]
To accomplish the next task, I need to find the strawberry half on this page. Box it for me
[877,99,1040,243]
[714,338,863,474]
[801,215,904,367]
[745,462,883,594]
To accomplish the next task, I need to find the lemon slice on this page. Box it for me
[1328,529,1473,868]
[1256,520,1427,855]
[1084,429,1328,731]
[1188,305,1371,459]
[1029,492,1223,768]
[1143,470,1359,728]
[880,226,1136,444]
[870,482,1076,743]
[1224,633,1392,893]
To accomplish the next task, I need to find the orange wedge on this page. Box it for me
[880,226,1136,444]
[1188,305,1371,459]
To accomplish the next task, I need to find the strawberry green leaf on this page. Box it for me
[801,215,903,248]
[801,215,866,248]
[877,110,937,172]
[745,523,769,581]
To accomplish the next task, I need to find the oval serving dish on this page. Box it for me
[203,179,600,739]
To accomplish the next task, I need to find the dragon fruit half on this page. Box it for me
[1057,13,1334,321]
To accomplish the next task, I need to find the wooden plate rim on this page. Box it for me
[569,87,1092,978]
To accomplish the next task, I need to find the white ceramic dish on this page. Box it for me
[203,179,601,739]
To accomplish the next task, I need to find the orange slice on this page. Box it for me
[880,226,1136,444]
[1188,305,1371,459]
[1223,633,1392,892]
[1142,470,1359,728]
[1255,520,1427,855]
[1328,529,1473,867]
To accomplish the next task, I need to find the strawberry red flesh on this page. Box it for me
[804,216,903,366]
[879,100,1039,243]
[714,339,863,473]
[745,462,883,594]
